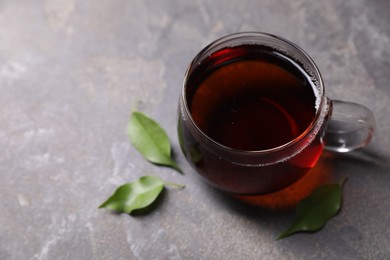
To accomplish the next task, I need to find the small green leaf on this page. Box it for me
[189,144,202,163]
[128,111,182,173]
[178,117,202,163]
[99,176,164,214]
[277,180,346,240]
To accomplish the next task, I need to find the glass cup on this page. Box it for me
[178,32,375,195]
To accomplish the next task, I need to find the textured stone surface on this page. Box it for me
[1,0,389,259]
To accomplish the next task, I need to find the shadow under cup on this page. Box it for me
[178,32,331,196]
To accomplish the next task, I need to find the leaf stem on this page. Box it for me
[165,182,185,189]
[132,100,141,112]
[339,176,349,189]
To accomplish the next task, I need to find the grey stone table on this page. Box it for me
[1,0,389,259]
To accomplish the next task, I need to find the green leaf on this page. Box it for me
[99,175,164,214]
[277,180,346,240]
[128,111,182,173]
[178,117,202,163]
[189,144,202,163]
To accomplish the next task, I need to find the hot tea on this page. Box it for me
[179,44,325,194]
[188,45,317,151]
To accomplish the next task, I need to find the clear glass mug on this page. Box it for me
[178,32,375,195]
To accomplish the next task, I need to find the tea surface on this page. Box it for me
[188,45,317,151]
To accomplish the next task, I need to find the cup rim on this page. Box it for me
[182,32,326,155]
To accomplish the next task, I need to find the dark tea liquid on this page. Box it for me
[181,44,324,194]
[188,45,317,151]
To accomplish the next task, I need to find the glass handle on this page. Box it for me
[324,99,376,153]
